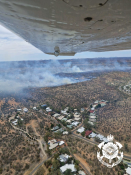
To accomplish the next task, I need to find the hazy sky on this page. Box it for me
[0,25,131,62]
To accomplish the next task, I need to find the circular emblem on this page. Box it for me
[97,134,123,168]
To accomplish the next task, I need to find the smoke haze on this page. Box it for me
[0,58,131,93]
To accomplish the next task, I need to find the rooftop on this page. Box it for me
[60,164,76,173]
[85,130,92,136]
[77,127,85,133]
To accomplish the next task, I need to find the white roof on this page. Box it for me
[74,113,80,118]
[46,107,52,112]
[48,139,58,149]
[23,108,28,112]
[58,116,64,120]
[59,141,65,146]
[74,117,81,121]
[21,118,24,121]
[66,119,73,123]
[78,170,86,175]
[49,143,58,150]
[88,121,94,125]
[48,139,57,144]
[102,137,108,142]
[33,107,36,110]
[60,164,76,173]
[17,109,21,111]
[72,121,79,126]
[59,154,69,162]
[89,132,97,138]
[77,127,85,133]
[126,167,131,175]
[96,134,104,140]
[53,113,60,117]
[63,131,68,135]
[89,116,96,119]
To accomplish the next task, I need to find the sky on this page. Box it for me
[0,25,131,62]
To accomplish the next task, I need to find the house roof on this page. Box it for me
[41,104,47,107]
[53,113,60,117]
[51,126,59,131]
[63,131,68,135]
[58,116,64,120]
[78,170,86,175]
[89,132,97,138]
[59,141,65,145]
[72,121,79,126]
[61,118,67,121]
[48,139,58,149]
[54,128,64,133]
[96,134,104,140]
[60,164,76,173]
[85,130,92,136]
[89,110,95,113]
[59,154,69,162]
[67,125,73,129]
[77,127,85,133]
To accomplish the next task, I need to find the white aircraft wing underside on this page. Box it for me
[0,0,131,56]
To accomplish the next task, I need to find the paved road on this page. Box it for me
[72,154,91,175]
[29,156,52,175]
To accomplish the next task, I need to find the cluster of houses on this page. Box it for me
[76,100,108,142]
[77,127,108,142]
[17,108,28,113]
[122,83,131,94]
[12,116,24,126]
[53,107,82,130]
[57,154,86,174]
[88,100,107,126]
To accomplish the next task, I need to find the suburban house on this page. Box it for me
[58,154,70,162]
[60,164,76,173]
[74,117,81,121]
[51,126,59,131]
[81,108,85,112]
[85,130,92,137]
[74,112,80,118]
[53,113,60,118]
[67,125,73,129]
[61,118,67,122]
[17,109,21,111]
[77,127,85,133]
[66,119,74,124]
[63,131,68,135]
[46,107,52,112]
[78,170,86,175]
[57,115,65,121]
[48,139,58,150]
[88,121,94,125]
[12,119,18,125]
[41,104,47,108]
[89,132,97,138]
[54,128,64,133]
[59,141,65,146]
[23,108,28,112]
[72,121,79,126]
[89,118,96,122]
[89,110,95,114]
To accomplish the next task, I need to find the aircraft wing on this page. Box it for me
[0,0,131,56]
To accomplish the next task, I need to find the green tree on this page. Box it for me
[64,169,72,175]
